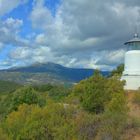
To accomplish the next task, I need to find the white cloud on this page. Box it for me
[0,17,29,47]
[10,46,54,64]
[10,47,31,59]
[4,18,23,30]
[0,0,28,16]
[6,0,140,70]
[30,0,53,29]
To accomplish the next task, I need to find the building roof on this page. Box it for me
[124,33,140,45]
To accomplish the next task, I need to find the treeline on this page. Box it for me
[0,68,139,140]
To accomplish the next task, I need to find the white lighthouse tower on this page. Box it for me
[122,33,140,90]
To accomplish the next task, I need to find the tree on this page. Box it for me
[48,86,71,101]
[0,86,46,115]
[11,86,44,111]
[110,64,124,77]
[72,69,125,114]
[33,84,53,92]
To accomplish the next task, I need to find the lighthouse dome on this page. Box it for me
[124,33,140,50]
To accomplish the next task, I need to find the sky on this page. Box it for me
[0,0,140,70]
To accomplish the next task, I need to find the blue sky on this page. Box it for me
[0,0,140,70]
[0,0,61,69]
[2,0,61,40]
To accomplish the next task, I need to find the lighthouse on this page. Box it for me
[121,33,140,90]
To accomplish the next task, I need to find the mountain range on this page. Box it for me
[0,62,109,85]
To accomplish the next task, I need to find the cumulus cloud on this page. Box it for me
[9,46,54,64]
[10,47,31,59]
[0,17,29,47]
[7,0,140,70]
[0,0,28,16]
[30,0,53,29]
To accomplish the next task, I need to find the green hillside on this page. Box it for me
[0,70,139,140]
[0,80,21,94]
[0,72,73,85]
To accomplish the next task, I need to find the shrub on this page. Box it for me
[99,92,128,140]
[72,70,125,114]
[3,103,76,140]
[133,91,140,105]
[0,128,9,140]
[110,64,124,77]
[0,86,46,116]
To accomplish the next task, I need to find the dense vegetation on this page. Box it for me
[0,80,21,94]
[0,68,139,140]
[110,64,124,77]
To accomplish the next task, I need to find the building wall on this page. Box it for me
[123,50,140,75]
[121,75,140,90]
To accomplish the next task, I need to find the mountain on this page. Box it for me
[0,62,109,85]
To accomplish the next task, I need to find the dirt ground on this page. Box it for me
[123,91,140,140]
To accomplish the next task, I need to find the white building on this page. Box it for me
[121,33,140,90]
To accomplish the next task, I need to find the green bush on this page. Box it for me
[3,103,77,140]
[0,128,9,140]
[72,70,125,113]
[99,92,128,140]
[0,80,21,94]
[0,86,46,116]
[110,64,124,77]
[33,84,53,92]
[133,92,140,105]
[48,86,71,101]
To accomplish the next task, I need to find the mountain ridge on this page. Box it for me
[0,62,109,85]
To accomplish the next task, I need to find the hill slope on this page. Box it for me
[0,80,21,94]
[0,62,109,85]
